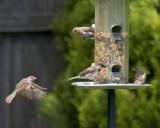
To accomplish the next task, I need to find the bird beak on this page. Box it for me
[99,63,106,68]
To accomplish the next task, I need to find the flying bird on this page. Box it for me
[134,67,146,84]
[5,76,47,104]
[67,63,106,81]
[72,24,95,39]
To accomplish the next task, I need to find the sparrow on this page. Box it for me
[5,76,47,104]
[134,67,146,84]
[72,24,95,39]
[67,62,106,81]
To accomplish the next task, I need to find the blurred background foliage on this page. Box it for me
[40,0,160,128]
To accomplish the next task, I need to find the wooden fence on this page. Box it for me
[0,0,65,128]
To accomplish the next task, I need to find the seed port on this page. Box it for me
[111,65,121,72]
[111,25,122,33]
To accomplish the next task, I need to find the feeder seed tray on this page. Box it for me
[71,82,151,89]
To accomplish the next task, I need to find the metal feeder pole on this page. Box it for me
[95,0,129,128]
[108,89,116,128]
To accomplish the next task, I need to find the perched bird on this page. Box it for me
[67,63,106,81]
[5,76,47,104]
[72,24,95,39]
[134,67,146,84]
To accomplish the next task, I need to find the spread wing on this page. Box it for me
[18,83,47,100]
[14,80,27,92]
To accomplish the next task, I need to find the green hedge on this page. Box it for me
[40,0,160,128]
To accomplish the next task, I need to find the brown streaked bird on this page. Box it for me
[5,76,47,104]
[72,24,95,39]
[67,63,106,81]
[134,68,146,84]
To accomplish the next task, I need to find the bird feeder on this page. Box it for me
[95,24,128,84]
[71,0,151,88]
[70,0,151,128]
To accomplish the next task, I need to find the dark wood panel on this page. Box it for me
[0,0,64,32]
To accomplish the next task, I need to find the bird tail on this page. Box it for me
[67,76,80,81]
[5,91,17,104]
